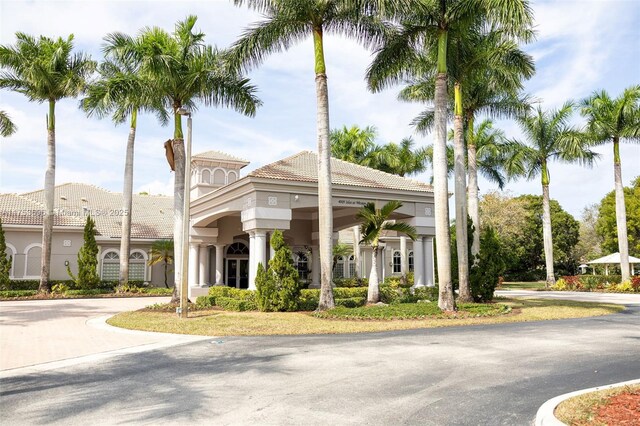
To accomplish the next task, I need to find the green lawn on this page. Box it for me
[499,281,547,290]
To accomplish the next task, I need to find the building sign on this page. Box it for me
[334,198,371,207]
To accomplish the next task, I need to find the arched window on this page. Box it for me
[24,244,42,278]
[128,251,146,281]
[213,169,226,185]
[393,251,402,274]
[296,252,309,280]
[333,255,345,279]
[5,243,16,278]
[201,169,211,184]
[226,242,249,256]
[101,251,119,281]
[227,171,237,183]
[408,251,414,272]
[348,254,356,278]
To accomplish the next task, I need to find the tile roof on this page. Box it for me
[0,183,173,239]
[249,151,434,193]
[193,150,249,165]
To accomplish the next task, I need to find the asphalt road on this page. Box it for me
[1,299,639,425]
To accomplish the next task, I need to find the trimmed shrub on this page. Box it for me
[5,280,41,290]
[333,278,366,288]
[67,216,100,289]
[0,290,37,298]
[470,227,505,302]
[335,297,366,308]
[65,289,112,296]
[299,289,320,311]
[255,230,302,312]
[333,287,368,299]
[215,296,257,312]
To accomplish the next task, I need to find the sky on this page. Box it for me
[0,0,639,219]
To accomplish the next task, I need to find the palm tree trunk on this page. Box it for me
[313,26,335,311]
[453,83,471,303]
[466,115,480,262]
[164,260,168,288]
[119,110,137,288]
[613,138,630,282]
[39,100,56,293]
[171,111,185,304]
[368,245,379,303]
[541,161,555,287]
[434,30,455,311]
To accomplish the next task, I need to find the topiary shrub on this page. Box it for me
[255,230,302,312]
[0,218,11,291]
[333,287,368,299]
[470,227,505,302]
[67,216,100,290]
[335,297,366,308]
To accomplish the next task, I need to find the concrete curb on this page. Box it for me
[535,378,640,426]
[0,315,210,379]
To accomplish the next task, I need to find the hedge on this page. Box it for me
[0,290,38,298]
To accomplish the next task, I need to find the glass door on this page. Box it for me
[239,259,249,289]
[227,259,238,288]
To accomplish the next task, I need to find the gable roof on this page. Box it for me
[0,183,173,239]
[249,151,433,193]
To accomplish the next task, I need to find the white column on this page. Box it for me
[400,236,407,276]
[424,236,435,287]
[413,236,424,287]
[198,245,209,286]
[249,230,267,290]
[189,243,199,286]
[269,232,275,262]
[214,244,224,285]
[311,245,320,288]
[353,226,361,278]
[248,231,256,289]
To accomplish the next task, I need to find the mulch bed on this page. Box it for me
[593,388,640,425]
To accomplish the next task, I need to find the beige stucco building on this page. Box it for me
[1,150,437,296]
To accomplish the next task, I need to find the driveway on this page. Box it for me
[0,297,206,374]
[0,291,639,425]
[496,289,640,305]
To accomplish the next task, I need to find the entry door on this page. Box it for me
[226,259,249,288]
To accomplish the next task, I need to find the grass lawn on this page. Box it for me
[555,384,640,425]
[499,281,547,290]
[106,298,623,336]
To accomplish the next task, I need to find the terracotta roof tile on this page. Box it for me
[193,150,249,165]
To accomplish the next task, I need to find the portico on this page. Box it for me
[186,150,437,298]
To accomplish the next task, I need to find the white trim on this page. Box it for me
[23,242,43,279]
[227,170,238,183]
[128,249,148,281]
[101,249,120,280]
[201,168,212,184]
[5,243,16,278]
[392,250,402,274]
[212,167,227,185]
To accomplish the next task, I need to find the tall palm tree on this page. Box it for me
[148,239,174,289]
[506,103,598,287]
[0,33,95,293]
[580,86,640,282]
[382,28,534,302]
[367,0,533,311]
[82,37,168,290]
[330,125,382,167]
[107,16,261,303]
[377,137,428,176]
[231,0,396,310]
[356,201,416,303]
[0,110,17,137]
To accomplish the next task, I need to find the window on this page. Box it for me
[393,251,402,273]
[227,242,249,256]
[5,244,16,278]
[227,171,237,183]
[129,252,146,281]
[408,251,414,272]
[348,255,356,278]
[24,244,42,277]
[333,255,345,279]
[201,169,211,184]
[102,251,119,280]
[213,169,226,185]
[296,252,309,280]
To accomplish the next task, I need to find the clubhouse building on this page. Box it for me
[1,151,437,296]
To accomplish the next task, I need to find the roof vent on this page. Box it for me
[60,196,67,200]
[80,197,88,202]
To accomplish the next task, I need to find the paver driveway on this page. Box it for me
[0,296,206,373]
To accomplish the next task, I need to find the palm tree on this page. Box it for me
[377,137,428,176]
[332,242,353,275]
[367,0,533,311]
[231,0,396,310]
[0,111,17,137]
[107,16,261,303]
[357,201,416,303]
[580,86,640,282]
[330,125,383,167]
[0,33,95,293]
[506,103,598,287]
[148,240,174,288]
[82,36,168,290]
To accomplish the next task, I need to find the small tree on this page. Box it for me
[67,216,100,289]
[469,227,505,302]
[0,219,12,289]
[148,240,174,289]
[255,230,301,312]
[332,242,353,275]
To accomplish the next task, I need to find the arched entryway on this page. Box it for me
[225,242,249,288]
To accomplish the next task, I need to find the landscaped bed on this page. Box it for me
[555,384,640,426]
[106,298,623,336]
